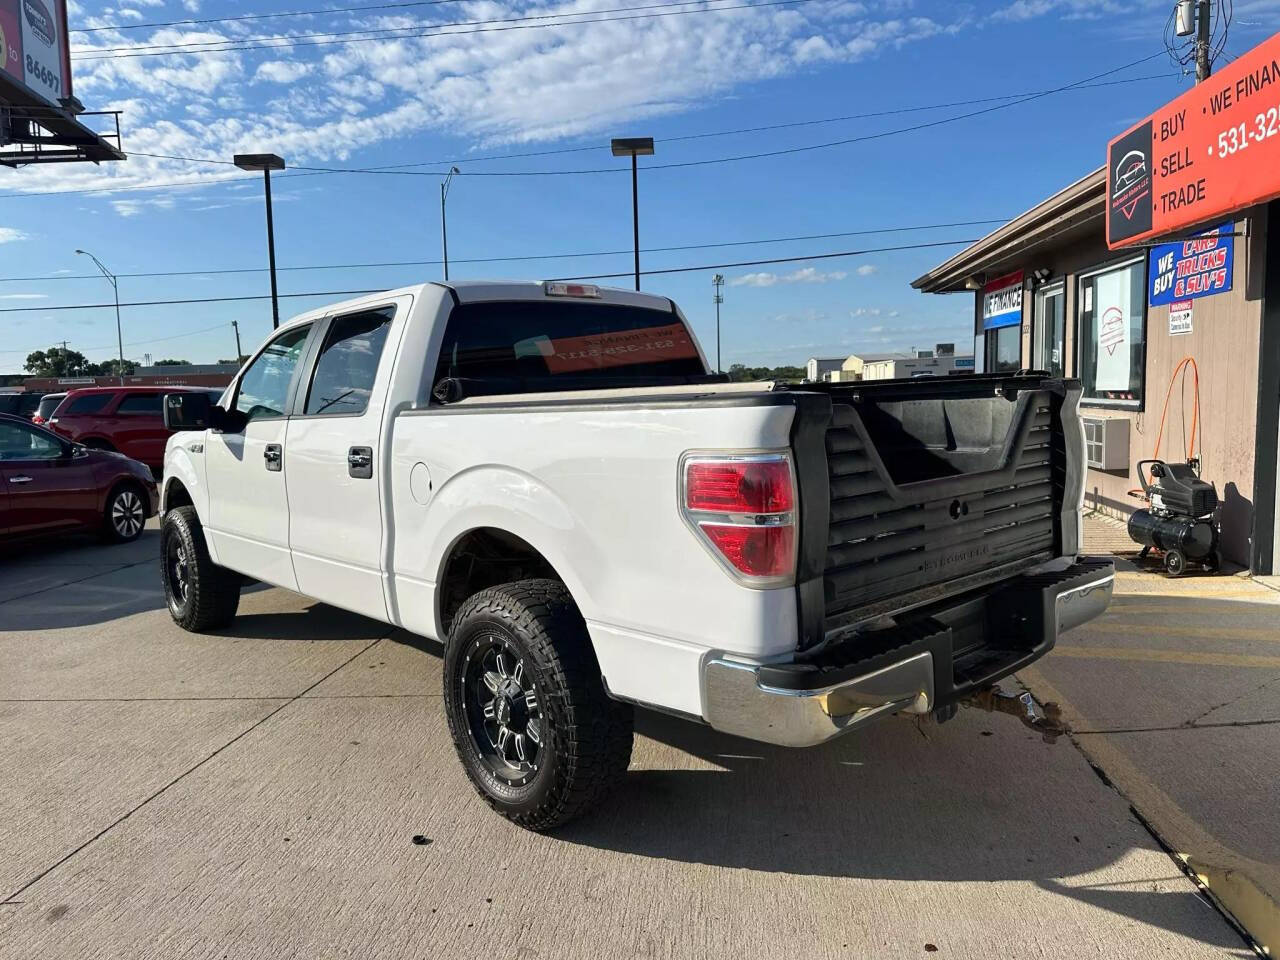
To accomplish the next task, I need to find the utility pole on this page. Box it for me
[712,274,724,373]
[1195,0,1212,82]
[231,320,243,363]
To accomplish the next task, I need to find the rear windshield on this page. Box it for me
[432,300,705,391]
[35,395,64,419]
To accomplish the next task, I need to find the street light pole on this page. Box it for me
[75,248,125,385]
[441,166,460,281]
[611,138,655,291]
[233,153,287,329]
[231,320,243,363]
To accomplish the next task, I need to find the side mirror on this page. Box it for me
[164,391,212,431]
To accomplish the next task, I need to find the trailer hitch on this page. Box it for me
[959,686,1069,743]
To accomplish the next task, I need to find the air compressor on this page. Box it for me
[1127,458,1221,576]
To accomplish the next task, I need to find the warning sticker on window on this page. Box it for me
[539,323,700,374]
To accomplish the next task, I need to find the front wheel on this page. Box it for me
[443,579,633,832]
[102,483,147,543]
[160,506,241,631]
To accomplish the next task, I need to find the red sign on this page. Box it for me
[539,323,700,374]
[0,0,22,83]
[1107,31,1280,249]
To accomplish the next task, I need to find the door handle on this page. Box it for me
[347,446,373,479]
[8,475,33,484]
[264,443,282,472]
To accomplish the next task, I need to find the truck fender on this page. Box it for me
[419,465,609,638]
[162,441,217,561]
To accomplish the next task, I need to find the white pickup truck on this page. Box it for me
[160,280,1113,830]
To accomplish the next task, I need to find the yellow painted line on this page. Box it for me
[1088,621,1280,642]
[1019,664,1280,956]
[1053,646,1280,669]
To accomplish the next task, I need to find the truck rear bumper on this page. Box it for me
[701,557,1114,747]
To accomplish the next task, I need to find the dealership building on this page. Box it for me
[913,171,1279,573]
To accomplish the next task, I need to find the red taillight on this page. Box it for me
[686,459,793,513]
[698,524,795,578]
[682,455,796,584]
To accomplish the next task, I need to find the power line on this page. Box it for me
[0,219,1009,284]
[130,52,1172,178]
[0,69,1170,200]
[74,0,474,33]
[72,0,819,61]
[0,238,978,318]
[79,0,749,55]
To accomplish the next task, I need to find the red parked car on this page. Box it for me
[47,386,224,472]
[0,413,158,543]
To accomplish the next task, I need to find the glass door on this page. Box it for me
[1033,282,1065,376]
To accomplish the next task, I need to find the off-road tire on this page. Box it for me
[101,481,147,543]
[443,579,633,832]
[161,506,241,631]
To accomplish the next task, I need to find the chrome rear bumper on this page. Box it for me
[701,558,1114,748]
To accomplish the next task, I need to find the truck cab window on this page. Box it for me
[303,308,393,416]
[234,325,311,421]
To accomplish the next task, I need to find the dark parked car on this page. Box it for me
[31,392,66,427]
[0,392,45,420]
[0,413,157,543]
[48,386,224,472]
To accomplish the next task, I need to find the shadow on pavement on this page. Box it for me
[554,710,1249,953]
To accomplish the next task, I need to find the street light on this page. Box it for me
[611,137,654,291]
[233,152,286,328]
[75,249,125,385]
[441,166,460,281]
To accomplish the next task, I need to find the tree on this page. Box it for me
[24,347,92,377]
[726,363,806,383]
[87,358,137,377]
[153,358,190,366]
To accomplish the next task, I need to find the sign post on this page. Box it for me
[1107,31,1280,249]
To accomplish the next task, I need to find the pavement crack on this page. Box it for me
[0,558,155,609]
[1184,673,1280,728]
[0,635,387,906]
[1074,717,1280,735]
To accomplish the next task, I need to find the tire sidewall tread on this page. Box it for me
[160,506,241,632]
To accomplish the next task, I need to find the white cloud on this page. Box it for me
[254,60,314,85]
[22,1,964,200]
[991,0,1060,21]
[855,264,878,276]
[0,227,29,244]
[730,267,848,287]
[0,293,48,300]
[182,0,200,10]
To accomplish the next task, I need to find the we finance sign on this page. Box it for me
[982,271,1023,330]
[1107,31,1280,248]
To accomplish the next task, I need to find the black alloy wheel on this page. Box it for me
[462,634,544,786]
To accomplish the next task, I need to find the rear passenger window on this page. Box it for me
[115,393,162,414]
[63,393,112,416]
[303,308,393,416]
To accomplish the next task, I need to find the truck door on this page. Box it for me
[204,323,314,590]
[284,302,402,621]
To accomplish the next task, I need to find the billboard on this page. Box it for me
[1107,31,1280,248]
[0,0,22,84]
[0,0,70,108]
[1148,222,1234,306]
[982,270,1023,330]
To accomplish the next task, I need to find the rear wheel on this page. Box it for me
[1164,548,1186,577]
[443,579,633,832]
[102,483,147,543]
[161,506,241,631]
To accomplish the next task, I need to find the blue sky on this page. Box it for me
[1,0,1276,371]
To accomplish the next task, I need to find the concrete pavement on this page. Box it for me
[0,524,1255,958]
[1019,513,1280,954]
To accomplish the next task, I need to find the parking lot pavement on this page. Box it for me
[0,526,1252,959]
[1020,514,1280,953]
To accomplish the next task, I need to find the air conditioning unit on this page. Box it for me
[1081,416,1130,471]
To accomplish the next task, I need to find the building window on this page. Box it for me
[985,325,1021,372]
[1077,258,1146,407]
[1033,281,1065,377]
